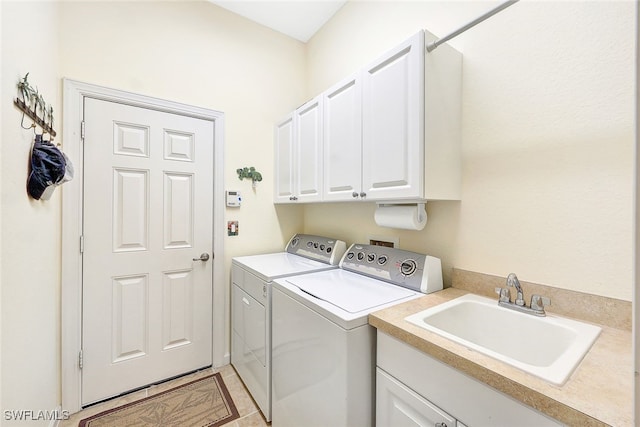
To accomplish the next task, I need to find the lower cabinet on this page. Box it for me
[377,367,458,427]
[376,331,564,427]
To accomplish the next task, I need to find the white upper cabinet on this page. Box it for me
[362,31,425,201]
[295,97,323,202]
[323,72,363,201]
[274,96,323,203]
[274,114,295,203]
[275,30,462,204]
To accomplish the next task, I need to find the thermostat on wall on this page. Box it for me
[226,191,242,207]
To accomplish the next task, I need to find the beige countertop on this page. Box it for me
[369,287,633,426]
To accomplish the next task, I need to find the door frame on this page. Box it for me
[61,79,226,413]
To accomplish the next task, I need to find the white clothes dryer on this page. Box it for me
[271,243,443,427]
[231,234,346,422]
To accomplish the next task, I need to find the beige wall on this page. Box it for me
[58,0,307,259]
[304,0,636,301]
[634,0,639,418]
[2,0,306,422]
[1,0,3,419]
[1,1,61,423]
[0,0,635,423]
[57,0,307,367]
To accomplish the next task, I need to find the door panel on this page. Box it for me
[274,115,295,202]
[111,274,148,363]
[163,172,193,249]
[112,168,148,252]
[295,97,323,201]
[362,31,424,200]
[323,73,362,201]
[82,98,213,405]
[162,269,194,350]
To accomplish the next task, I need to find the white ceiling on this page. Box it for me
[208,1,347,43]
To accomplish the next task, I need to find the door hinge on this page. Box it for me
[78,349,83,370]
[81,121,85,141]
[80,235,84,253]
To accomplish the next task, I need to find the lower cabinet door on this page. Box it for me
[376,367,456,427]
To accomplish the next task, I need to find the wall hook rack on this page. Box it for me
[14,73,56,138]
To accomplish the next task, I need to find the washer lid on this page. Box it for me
[232,252,336,281]
[285,269,416,314]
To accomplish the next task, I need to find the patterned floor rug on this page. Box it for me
[79,373,240,427]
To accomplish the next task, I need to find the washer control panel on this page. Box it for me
[340,244,443,294]
[286,234,347,266]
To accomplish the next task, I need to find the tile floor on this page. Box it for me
[60,365,269,427]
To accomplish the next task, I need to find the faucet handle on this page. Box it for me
[530,295,551,313]
[495,287,510,303]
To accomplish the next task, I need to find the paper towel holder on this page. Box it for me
[416,203,426,223]
[375,202,427,231]
[376,202,426,221]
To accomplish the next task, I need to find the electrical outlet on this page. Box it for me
[370,239,394,248]
[368,235,398,248]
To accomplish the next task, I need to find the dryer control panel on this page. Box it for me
[340,244,443,294]
[285,234,347,266]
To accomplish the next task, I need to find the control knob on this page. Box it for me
[400,259,417,276]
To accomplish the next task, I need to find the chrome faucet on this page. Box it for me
[495,273,550,317]
[506,272,525,306]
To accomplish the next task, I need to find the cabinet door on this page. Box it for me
[295,96,323,202]
[362,31,424,200]
[323,73,363,201]
[377,367,457,427]
[274,114,296,203]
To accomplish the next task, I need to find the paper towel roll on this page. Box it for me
[374,204,427,230]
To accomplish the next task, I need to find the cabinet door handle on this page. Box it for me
[435,423,448,427]
[359,192,366,198]
[242,297,250,306]
[352,191,359,198]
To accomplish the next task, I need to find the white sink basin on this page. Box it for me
[405,293,601,385]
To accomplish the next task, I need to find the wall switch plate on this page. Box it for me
[227,221,239,236]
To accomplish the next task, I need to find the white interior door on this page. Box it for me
[81,98,214,405]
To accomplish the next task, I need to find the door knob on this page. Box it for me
[192,253,210,262]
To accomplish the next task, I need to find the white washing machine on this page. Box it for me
[271,243,443,427]
[231,234,346,422]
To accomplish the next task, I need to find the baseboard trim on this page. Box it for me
[218,352,231,367]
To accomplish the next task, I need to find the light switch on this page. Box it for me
[227,221,239,236]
